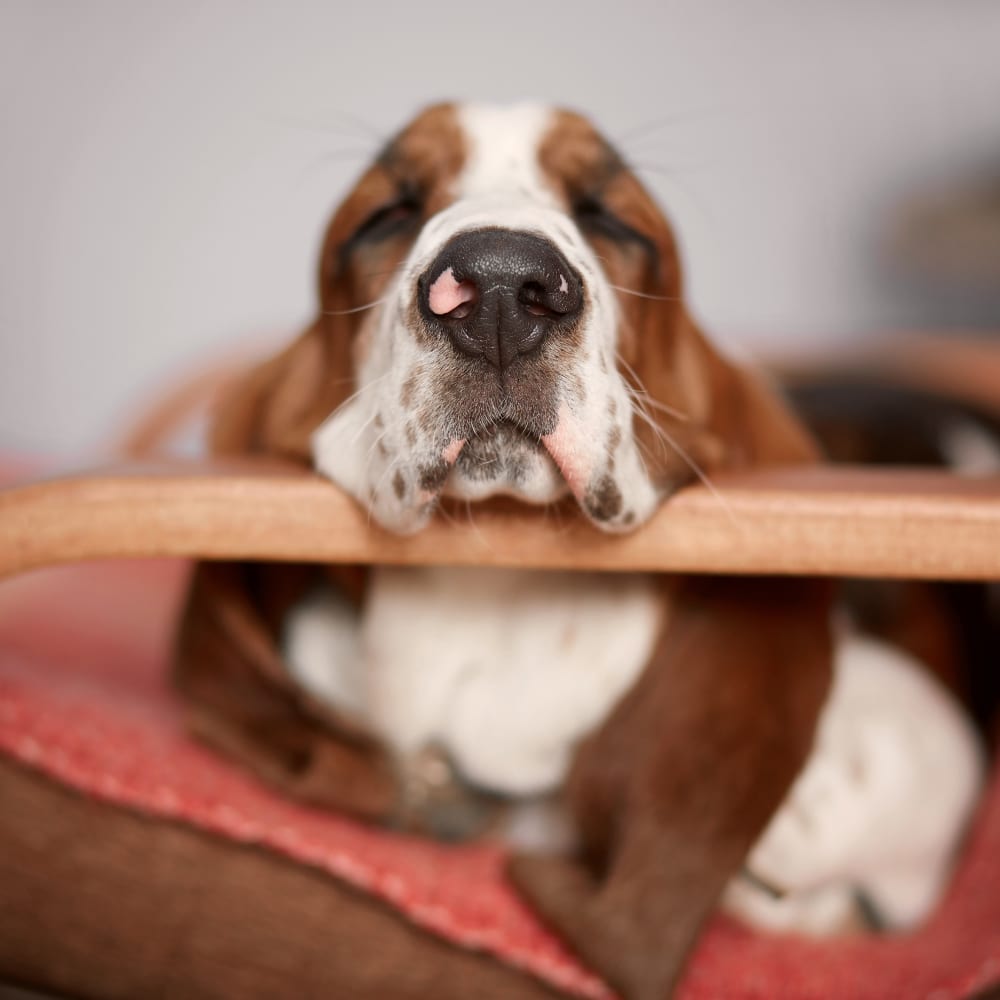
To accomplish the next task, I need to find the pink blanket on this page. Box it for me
[0,504,997,998]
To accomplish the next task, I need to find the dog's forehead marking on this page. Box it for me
[405,103,600,284]
[454,103,560,206]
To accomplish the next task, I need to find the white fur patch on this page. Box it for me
[724,632,985,932]
[286,567,664,795]
[281,587,365,718]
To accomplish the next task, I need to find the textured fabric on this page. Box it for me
[1,558,999,999]
[0,758,557,1000]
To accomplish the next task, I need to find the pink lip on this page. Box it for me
[541,404,591,499]
[414,438,466,508]
[431,420,590,506]
[441,437,466,465]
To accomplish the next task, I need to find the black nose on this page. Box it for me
[418,228,584,371]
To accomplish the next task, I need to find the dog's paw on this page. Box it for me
[722,874,867,936]
[745,712,901,896]
[282,585,365,717]
[728,633,984,933]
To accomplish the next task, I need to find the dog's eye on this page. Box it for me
[573,195,659,247]
[352,195,421,244]
[573,195,658,263]
[572,196,636,241]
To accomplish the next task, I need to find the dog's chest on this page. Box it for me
[285,567,664,796]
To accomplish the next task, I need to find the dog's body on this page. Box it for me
[285,565,982,935]
[175,103,984,998]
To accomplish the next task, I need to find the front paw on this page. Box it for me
[391,745,504,841]
[731,634,984,933]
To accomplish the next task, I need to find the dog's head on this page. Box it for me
[215,102,815,533]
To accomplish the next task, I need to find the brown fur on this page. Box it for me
[509,577,833,999]
[174,104,835,999]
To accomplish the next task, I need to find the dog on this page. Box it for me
[174,103,984,999]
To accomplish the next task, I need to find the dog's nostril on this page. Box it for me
[519,281,554,318]
[427,267,479,319]
[419,229,584,372]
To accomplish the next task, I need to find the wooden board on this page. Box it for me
[2,460,1000,581]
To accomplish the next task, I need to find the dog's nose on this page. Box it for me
[418,228,584,371]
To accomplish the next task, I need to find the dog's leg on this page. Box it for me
[726,632,984,933]
[509,578,833,1000]
[282,585,366,719]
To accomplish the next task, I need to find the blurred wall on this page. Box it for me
[3,1,999,453]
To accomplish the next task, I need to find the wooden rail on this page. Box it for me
[2,461,1000,581]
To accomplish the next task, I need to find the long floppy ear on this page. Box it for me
[642,307,821,471]
[173,166,400,818]
[605,168,819,487]
[209,170,386,461]
[209,320,350,462]
[509,576,834,1000]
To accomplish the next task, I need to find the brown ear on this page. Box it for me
[209,321,350,462]
[174,561,395,819]
[508,576,834,1000]
[209,167,391,462]
[605,167,818,489]
[173,166,397,816]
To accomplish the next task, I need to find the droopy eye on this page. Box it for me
[351,192,422,244]
[573,194,657,258]
[572,195,642,243]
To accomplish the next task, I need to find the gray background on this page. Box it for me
[3,1,999,454]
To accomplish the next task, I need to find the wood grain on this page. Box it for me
[2,460,999,581]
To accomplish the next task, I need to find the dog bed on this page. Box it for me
[1,461,998,998]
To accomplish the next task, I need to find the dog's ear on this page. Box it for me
[509,576,834,1000]
[174,169,399,816]
[209,321,346,463]
[209,252,353,463]
[603,169,818,489]
[174,561,395,819]
[210,158,404,463]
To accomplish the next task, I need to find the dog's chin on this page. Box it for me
[441,421,569,505]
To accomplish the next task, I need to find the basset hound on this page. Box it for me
[175,103,984,999]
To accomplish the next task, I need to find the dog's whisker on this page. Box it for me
[614,106,725,147]
[655,423,739,526]
[295,149,381,186]
[628,396,671,463]
[324,296,389,317]
[632,390,690,422]
[610,284,681,303]
[629,422,655,480]
[543,499,575,539]
[627,394,670,456]
[349,407,382,447]
[333,370,390,409]
[321,107,387,144]
[434,498,461,530]
[323,372,393,432]
[461,498,497,555]
[262,109,384,145]
[367,456,403,528]
[615,351,689,423]
[361,260,409,282]
[629,160,711,178]
[310,147,383,164]
[364,426,390,467]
